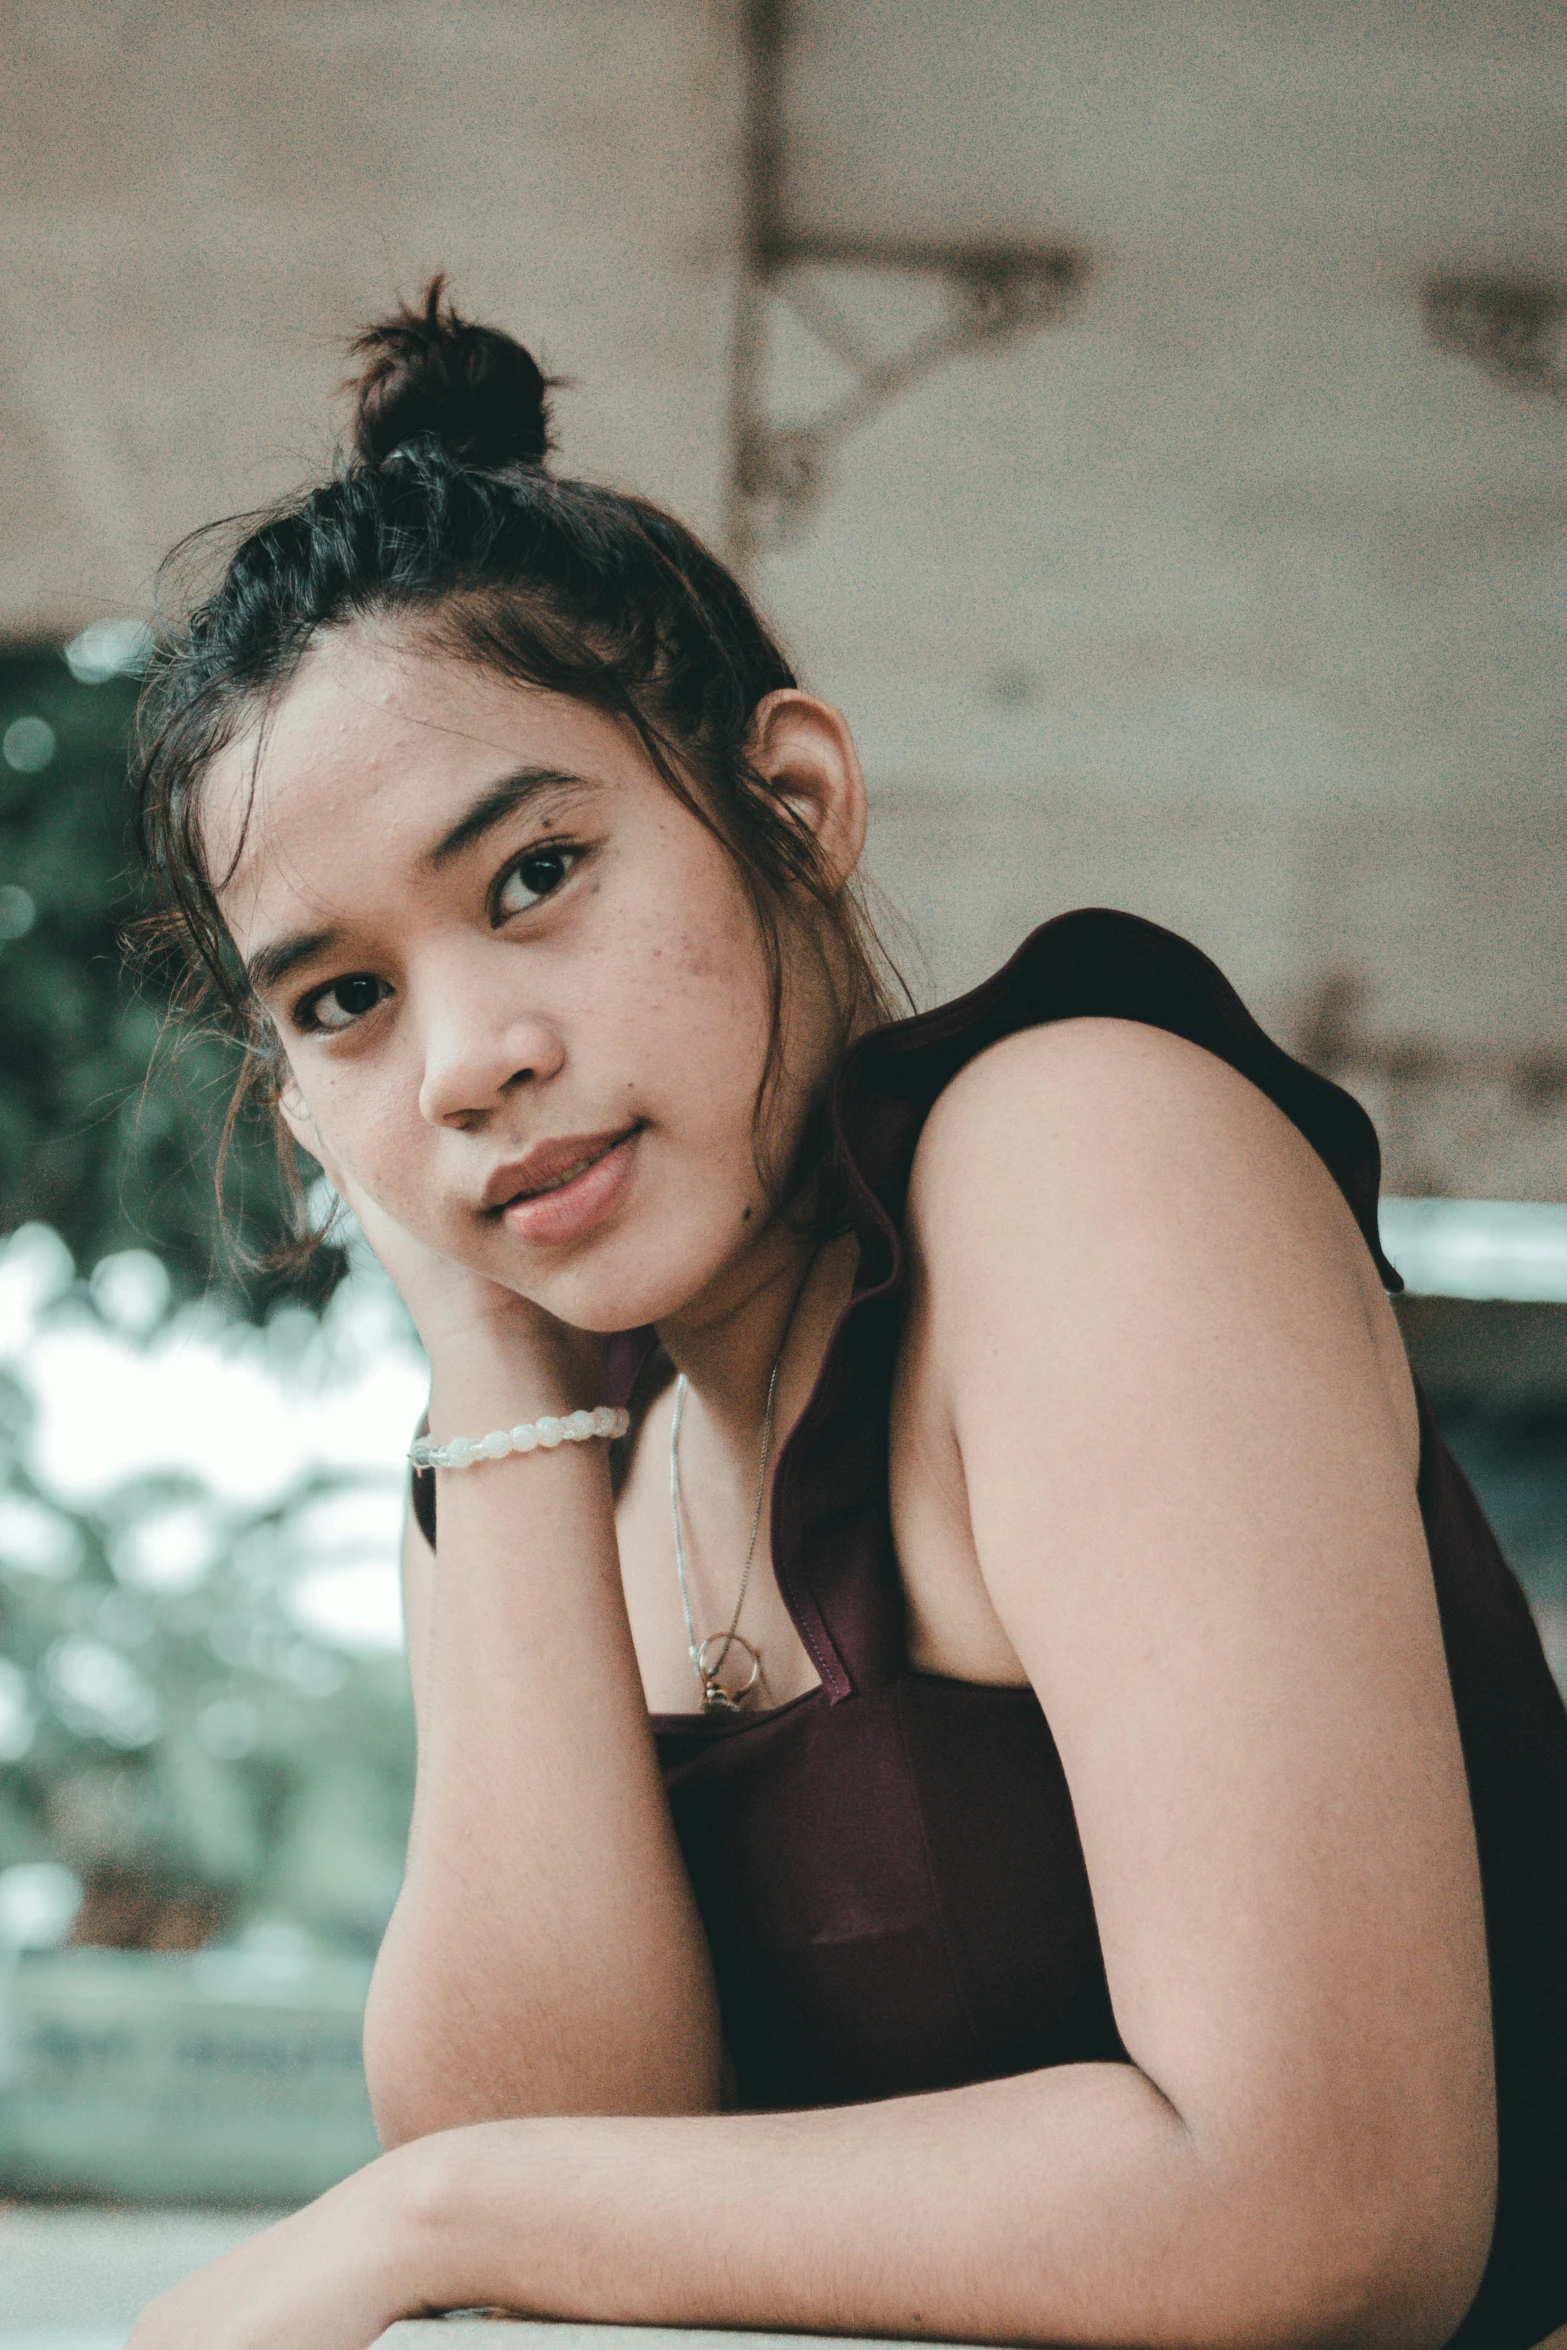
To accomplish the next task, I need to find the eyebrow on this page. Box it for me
[245,927,342,998]
[426,764,591,869]
[243,766,596,998]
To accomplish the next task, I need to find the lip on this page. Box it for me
[484,1123,642,1248]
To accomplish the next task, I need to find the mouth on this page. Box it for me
[482,1122,644,1247]
[481,1123,641,1212]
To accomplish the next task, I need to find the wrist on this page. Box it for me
[372,2133,469,2315]
[308,2137,475,2332]
[380,2122,545,2318]
[424,1319,606,1436]
[427,1358,603,1446]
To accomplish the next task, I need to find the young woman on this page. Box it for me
[127,286,1567,2350]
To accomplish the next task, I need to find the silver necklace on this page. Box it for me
[668,1356,781,1714]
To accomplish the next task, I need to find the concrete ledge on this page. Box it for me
[379,2330,964,2349]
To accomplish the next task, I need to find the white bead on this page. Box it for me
[407,1404,628,1472]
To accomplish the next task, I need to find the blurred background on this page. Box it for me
[0,0,1564,2317]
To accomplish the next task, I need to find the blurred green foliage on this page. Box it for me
[0,643,341,1316]
[0,644,407,1949]
[0,1239,416,1952]
[0,1476,412,1953]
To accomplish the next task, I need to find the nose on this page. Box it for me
[416,971,566,1129]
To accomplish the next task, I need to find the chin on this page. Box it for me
[525,1261,707,1337]
[508,1206,748,1336]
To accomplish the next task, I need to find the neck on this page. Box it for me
[655,1218,858,1452]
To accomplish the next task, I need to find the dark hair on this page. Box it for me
[134,278,902,1273]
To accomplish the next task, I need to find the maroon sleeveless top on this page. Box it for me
[420,911,1567,2350]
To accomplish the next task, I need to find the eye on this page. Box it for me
[299,973,389,1034]
[494,842,581,920]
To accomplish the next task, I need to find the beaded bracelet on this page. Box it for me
[409,1405,629,1472]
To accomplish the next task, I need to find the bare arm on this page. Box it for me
[361,1260,721,2141]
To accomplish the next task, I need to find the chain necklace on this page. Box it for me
[668,1355,781,1714]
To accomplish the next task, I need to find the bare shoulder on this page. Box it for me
[915,1014,1326,1193]
[911,1013,1373,1272]
[904,1015,1417,1471]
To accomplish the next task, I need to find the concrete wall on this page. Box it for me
[755,1,1567,1195]
[3,0,1564,1196]
[0,0,740,622]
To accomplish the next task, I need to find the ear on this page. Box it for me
[275,1076,342,1189]
[745,691,867,889]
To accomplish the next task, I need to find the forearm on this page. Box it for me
[397,2062,1449,2350]
[367,1341,720,2138]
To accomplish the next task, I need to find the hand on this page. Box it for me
[282,1078,604,1400]
[321,1160,604,1409]
[333,1164,524,1349]
[125,2149,436,2350]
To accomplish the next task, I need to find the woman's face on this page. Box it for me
[204,626,863,1333]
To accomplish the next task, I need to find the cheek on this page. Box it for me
[612,883,772,1134]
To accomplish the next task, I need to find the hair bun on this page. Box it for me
[347,276,555,471]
